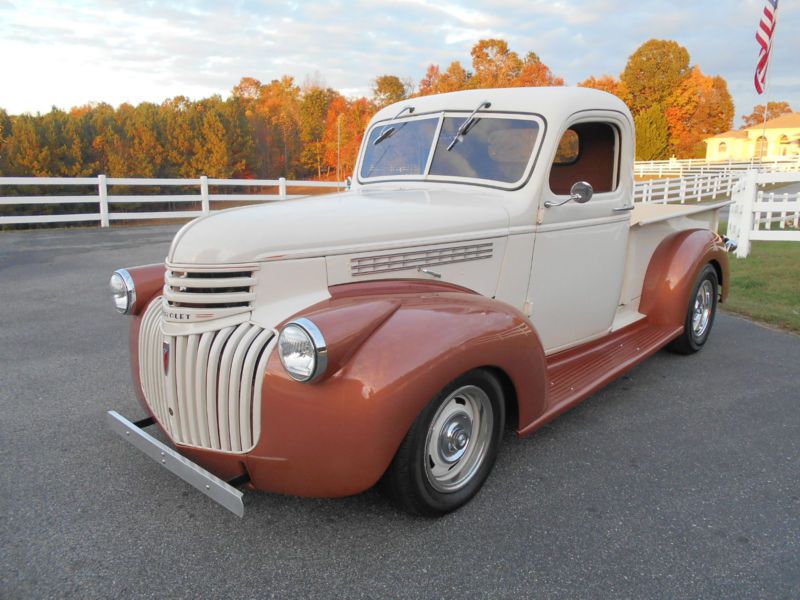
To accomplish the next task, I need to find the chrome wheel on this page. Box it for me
[692,279,714,338]
[424,384,494,493]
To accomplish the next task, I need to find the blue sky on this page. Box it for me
[1,0,797,126]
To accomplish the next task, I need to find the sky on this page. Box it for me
[1,0,798,127]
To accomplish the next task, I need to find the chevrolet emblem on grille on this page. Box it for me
[162,340,170,375]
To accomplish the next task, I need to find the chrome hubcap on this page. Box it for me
[425,385,493,493]
[692,279,714,338]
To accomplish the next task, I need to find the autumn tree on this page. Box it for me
[578,75,629,103]
[621,39,690,114]
[372,75,411,108]
[664,67,734,157]
[469,40,563,89]
[634,104,670,160]
[299,86,336,178]
[321,96,376,179]
[741,101,793,127]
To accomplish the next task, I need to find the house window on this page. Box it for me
[779,135,789,156]
[755,136,768,158]
[718,142,727,155]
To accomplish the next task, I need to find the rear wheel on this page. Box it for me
[381,369,505,517]
[667,264,719,355]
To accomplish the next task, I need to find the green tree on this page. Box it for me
[299,86,335,178]
[621,39,690,114]
[634,104,670,160]
[372,75,410,108]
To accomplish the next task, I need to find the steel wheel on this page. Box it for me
[424,385,494,493]
[667,264,719,355]
[692,279,714,339]
[380,369,505,516]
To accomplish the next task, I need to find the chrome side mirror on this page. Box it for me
[543,181,594,208]
[570,181,593,203]
[345,176,352,190]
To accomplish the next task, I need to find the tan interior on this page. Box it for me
[549,122,617,195]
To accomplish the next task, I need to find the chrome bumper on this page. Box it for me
[106,410,245,517]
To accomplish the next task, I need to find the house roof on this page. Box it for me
[744,112,800,130]
[704,112,800,142]
[705,129,748,140]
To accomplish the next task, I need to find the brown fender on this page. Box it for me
[124,263,165,316]
[639,229,729,328]
[244,280,548,498]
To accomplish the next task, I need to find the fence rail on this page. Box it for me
[726,171,800,257]
[0,175,344,227]
[632,170,741,204]
[634,157,800,177]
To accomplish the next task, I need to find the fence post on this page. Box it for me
[728,170,757,258]
[279,177,287,198]
[200,176,210,214]
[98,174,109,227]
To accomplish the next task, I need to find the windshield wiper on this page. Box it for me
[447,100,491,151]
[373,105,415,146]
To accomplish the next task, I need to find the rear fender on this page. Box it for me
[248,281,547,497]
[639,229,729,328]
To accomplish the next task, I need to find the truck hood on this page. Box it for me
[168,188,511,264]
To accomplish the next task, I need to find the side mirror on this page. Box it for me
[570,181,593,204]
[543,181,594,208]
[345,176,352,191]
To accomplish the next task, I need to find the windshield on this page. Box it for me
[360,117,439,178]
[359,113,540,185]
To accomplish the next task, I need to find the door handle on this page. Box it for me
[613,205,634,212]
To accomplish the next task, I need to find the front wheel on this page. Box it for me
[667,264,719,355]
[381,369,505,517]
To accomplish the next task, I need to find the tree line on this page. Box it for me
[0,38,787,181]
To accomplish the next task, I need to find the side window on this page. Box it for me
[554,129,579,164]
[549,122,619,195]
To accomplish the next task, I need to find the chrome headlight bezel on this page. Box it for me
[278,317,328,383]
[109,268,136,315]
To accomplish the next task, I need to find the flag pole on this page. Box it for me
[759,2,779,159]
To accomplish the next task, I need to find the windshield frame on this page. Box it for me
[356,109,547,191]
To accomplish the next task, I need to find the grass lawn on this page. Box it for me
[724,240,800,334]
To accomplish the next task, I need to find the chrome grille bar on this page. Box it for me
[138,299,271,453]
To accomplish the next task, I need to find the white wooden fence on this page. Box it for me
[634,157,800,178]
[726,171,800,258]
[0,175,344,227]
[632,170,740,204]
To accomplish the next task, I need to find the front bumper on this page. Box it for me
[107,410,245,517]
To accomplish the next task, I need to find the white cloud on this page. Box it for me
[0,0,797,118]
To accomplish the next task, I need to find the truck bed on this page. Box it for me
[616,199,732,323]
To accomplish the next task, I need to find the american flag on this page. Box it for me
[754,0,779,94]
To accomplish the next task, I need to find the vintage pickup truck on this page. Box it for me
[107,87,733,517]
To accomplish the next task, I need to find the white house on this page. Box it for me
[704,112,800,161]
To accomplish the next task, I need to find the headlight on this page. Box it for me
[278,318,327,382]
[109,269,136,314]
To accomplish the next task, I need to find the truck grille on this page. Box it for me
[163,263,258,323]
[350,242,493,276]
[138,299,273,453]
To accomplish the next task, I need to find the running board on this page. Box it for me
[519,321,682,436]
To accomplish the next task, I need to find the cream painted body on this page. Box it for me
[162,87,729,354]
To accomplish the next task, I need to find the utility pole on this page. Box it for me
[337,113,342,183]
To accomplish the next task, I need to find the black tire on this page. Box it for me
[667,264,719,355]
[380,369,505,517]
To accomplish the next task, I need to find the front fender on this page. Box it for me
[639,229,729,328]
[247,281,547,497]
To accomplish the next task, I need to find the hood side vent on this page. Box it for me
[350,242,493,277]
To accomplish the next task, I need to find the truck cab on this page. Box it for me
[108,87,730,517]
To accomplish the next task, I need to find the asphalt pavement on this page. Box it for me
[1,225,798,599]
